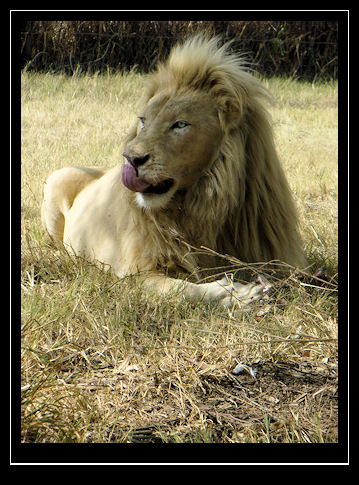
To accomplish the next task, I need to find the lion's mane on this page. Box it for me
[123,36,305,277]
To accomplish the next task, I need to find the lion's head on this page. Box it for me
[122,90,223,210]
[121,35,306,268]
[122,35,253,211]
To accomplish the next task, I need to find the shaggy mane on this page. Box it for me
[128,35,306,275]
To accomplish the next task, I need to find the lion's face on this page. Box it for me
[122,91,222,209]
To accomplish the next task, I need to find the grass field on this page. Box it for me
[20,70,338,446]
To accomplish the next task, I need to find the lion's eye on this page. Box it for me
[171,120,189,130]
[138,117,145,129]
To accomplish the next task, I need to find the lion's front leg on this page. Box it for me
[193,275,272,308]
[142,274,271,309]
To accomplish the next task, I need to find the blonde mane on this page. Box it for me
[125,36,305,273]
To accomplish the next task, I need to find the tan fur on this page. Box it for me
[42,36,306,307]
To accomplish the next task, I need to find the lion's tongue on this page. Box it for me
[121,164,150,192]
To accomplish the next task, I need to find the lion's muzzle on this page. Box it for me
[121,163,151,192]
[121,163,174,195]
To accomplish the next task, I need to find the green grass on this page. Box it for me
[21,70,338,445]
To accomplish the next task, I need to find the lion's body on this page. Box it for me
[42,36,305,307]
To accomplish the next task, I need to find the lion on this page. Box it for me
[41,35,306,308]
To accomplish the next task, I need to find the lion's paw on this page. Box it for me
[216,275,272,309]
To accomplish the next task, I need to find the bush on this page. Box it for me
[21,20,338,81]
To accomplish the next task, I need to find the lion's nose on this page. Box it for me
[122,152,150,169]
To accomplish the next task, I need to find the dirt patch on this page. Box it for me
[81,358,338,443]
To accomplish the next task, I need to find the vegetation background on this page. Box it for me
[21,20,338,81]
[20,20,338,448]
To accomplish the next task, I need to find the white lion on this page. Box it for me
[42,36,305,308]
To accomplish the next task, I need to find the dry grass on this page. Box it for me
[20,70,338,447]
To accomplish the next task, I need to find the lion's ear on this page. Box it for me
[209,71,247,132]
[217,96,244,132]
